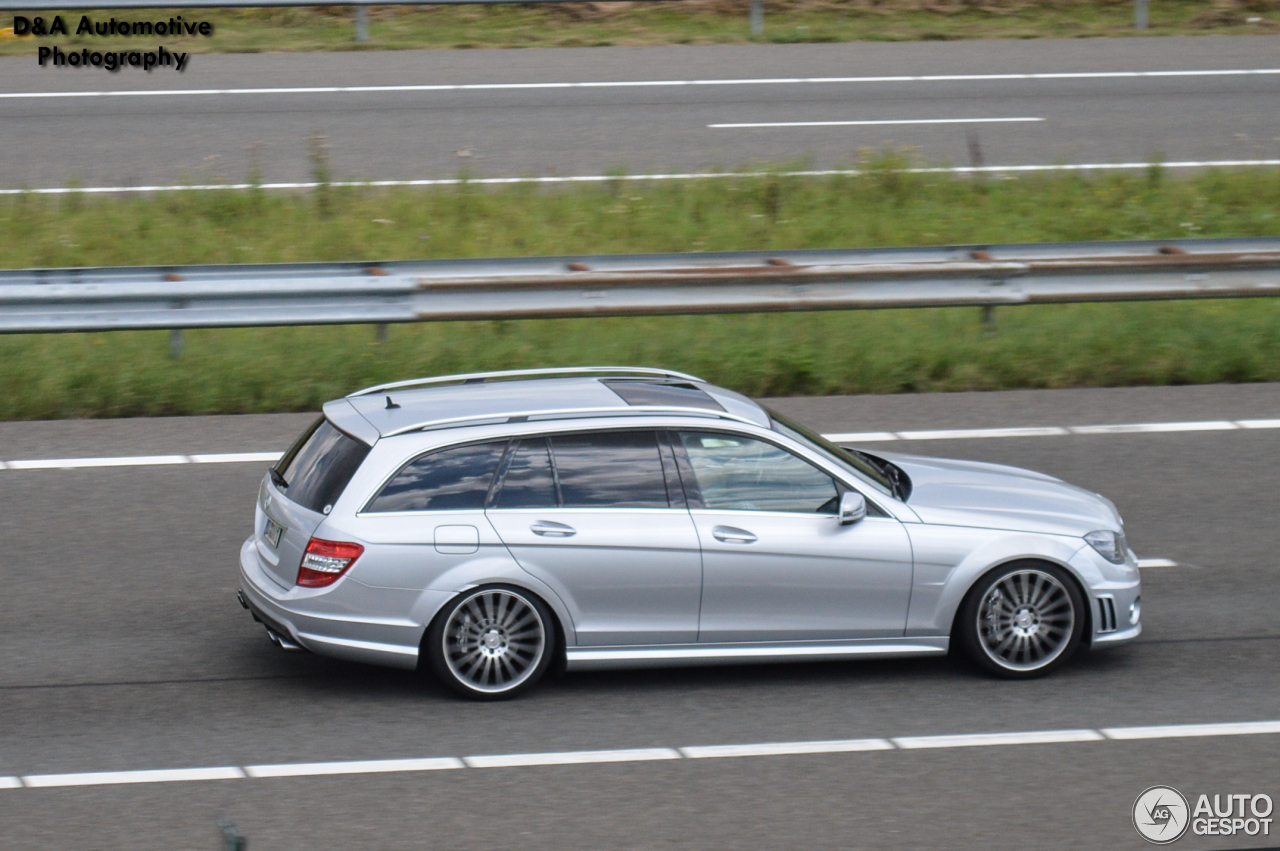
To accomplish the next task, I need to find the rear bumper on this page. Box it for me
[238,537,422,670]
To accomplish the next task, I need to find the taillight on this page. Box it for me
[297,538,364,588]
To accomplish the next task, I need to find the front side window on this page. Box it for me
[366,441,506,513]
[278,420,371,514]
[550,431,668,508]
[678,432,838,514]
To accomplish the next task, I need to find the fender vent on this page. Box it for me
[1097,596,1118,633]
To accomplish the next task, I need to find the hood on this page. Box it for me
[876,451,1122,537]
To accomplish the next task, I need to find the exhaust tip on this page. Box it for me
[236,590,250,610]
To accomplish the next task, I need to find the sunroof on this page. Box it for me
[602,379,725,412]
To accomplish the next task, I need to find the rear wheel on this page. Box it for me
[426,586,555,700]
[956,561,1085,679]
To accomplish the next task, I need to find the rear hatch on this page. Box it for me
[255,417,372,588]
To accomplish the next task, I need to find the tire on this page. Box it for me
[426,585,556,700]
[955,561,1086,679]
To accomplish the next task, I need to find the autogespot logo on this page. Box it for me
[1133,786,1190,844]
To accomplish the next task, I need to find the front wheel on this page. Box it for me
[426,586,555,700]
[956,562,1085,679]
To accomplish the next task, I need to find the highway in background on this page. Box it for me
[1,382,1277,849]
[0,36,1278,188]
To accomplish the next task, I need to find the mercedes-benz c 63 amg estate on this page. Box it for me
[238,367,1141,699]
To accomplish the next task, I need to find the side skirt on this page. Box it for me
[564,637,949,671]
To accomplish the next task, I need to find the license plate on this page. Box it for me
[264,518,285,547]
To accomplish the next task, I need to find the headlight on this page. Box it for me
[1085,530,1127,564]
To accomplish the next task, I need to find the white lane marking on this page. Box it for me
[897,426,1069,440]
[245,757,464,778]
[891,729,1104,749]
[1101,720,1280,740]
[2,415,1275,472]
[463,747,682,769]
[5,160,1280,196]
[9,720,1280,789]
[680,738,894,759]
[190,452,283,464]
[5,454,190,470]
[3,69,1279,100]
[1137,558,1179,568]
[21,766,246,788]
[823,431,900,443]
[709,117,1044,129]
[1069,420,1238,435]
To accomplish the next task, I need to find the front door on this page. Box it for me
[486,430,703,646]
[676,430,914,642]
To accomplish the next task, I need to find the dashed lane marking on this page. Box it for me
[2,417,1275,472]
[8,719,1279,789]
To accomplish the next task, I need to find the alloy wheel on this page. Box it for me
[442,589,547,694]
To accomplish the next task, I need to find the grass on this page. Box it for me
[1,0,1278,56]
[1,155,1279,420]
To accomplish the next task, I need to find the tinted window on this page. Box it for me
[279,421,371,514]
[550,432,668,508]
[366,442,505,513]
[493,438,557,509]
[679,432,838,514]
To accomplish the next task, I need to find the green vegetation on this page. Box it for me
[1,157,1279,419]
[1,0,1277,56]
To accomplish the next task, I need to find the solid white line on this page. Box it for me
[190,452,282,464]
[1137,558,1178,568]
[680,739,894,759]
[0,777,22,789]
[891,729,1104,749]
[21,766,246,788]
[896,426,1069,440]
[245,757,464,778]
[1101,720,1280,740]
[709,117,1044,129]
[1069,420,1238,435]
[3,69,1278,99]
[1237,419,1280,429]
[5,454,190,470]
[4,160,1280,196]
[463,748,681,769]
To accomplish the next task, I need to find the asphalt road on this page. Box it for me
[1,382,1278,850]
[1,36,1279,188]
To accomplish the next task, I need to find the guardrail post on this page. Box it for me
[355,5,369,43]
[750,0,763,35]
[169,329,185,359]
[981,305,996,335]
[1134,0,1148,29]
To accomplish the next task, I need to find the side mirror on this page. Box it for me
[839,491,867,525]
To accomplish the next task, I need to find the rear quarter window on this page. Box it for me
[366,441,506,513]
[278,420,371,514]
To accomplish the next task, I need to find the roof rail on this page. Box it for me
[383,404,758,437]
[349,366,706,398]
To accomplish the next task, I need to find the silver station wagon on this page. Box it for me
[238,367,1141,699]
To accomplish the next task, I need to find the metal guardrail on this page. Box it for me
[3,237,1280,334]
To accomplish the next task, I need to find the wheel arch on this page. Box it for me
[947,555,1093,645]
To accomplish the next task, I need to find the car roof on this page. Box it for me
[322,368,771,442]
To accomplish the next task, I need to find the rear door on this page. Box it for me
[675,430,914,642]
[485,430,703,646]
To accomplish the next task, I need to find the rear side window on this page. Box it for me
[278,420,371,514]
[366,441,506,513]
[550,432,668,508]
[493,438,557,509]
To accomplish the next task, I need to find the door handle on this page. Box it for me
[531,521,576,537]
[712,525,757,544]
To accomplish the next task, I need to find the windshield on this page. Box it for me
[767,408,895,498]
